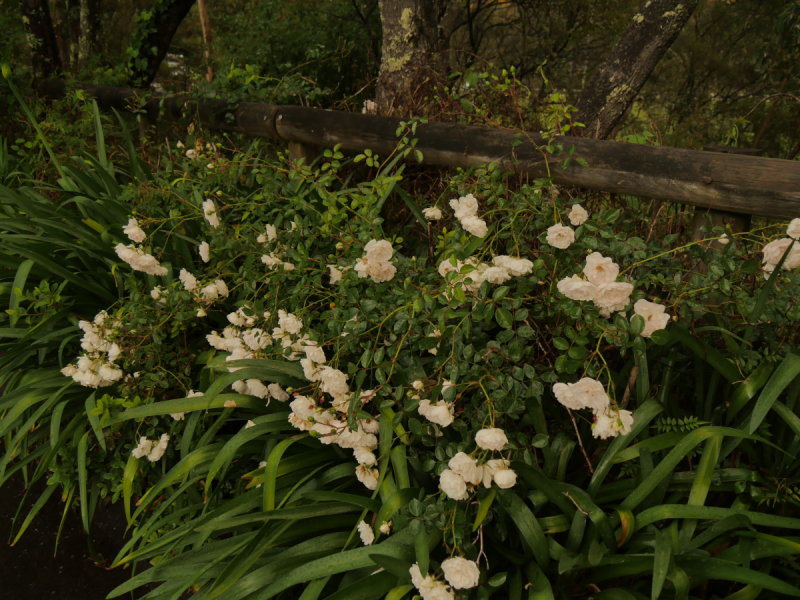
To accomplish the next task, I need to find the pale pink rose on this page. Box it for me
[546,224,575,249]
[593,409,634,439]
[593,282,634,317]
[569,377,611,413]
[788,218,800,240]
[583,252,619,285]
[557,275,596,301]
[762,238,793,266]
[461,216,488,238]
[553,382,582,410]
[633,299,670,337]
[568,204,589,226]
[492,255,533,276]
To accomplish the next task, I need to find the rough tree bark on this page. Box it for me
[375,0,451,115]
[18,0,62,79]
[575,0,698,140]
[128,0,197,87]
[197,0,214,83]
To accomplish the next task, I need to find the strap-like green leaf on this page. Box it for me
[499,489,550,570]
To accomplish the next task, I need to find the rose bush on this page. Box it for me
[4,116,800,599]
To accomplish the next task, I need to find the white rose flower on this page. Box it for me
[593,282,634,317]
[441,557,481,589]
[438,258,459,278]
[357,520,375,546]
[553,382,580,410]
[123,218,147,243]
[170,412,186,421]
[356,464,379,490]
[788,218,800,240]
[450,194,479,220]
[785,245,800,270]
[762,238,793,266]
[199,241,210,263]
[568,204,589,226]
[718,233,730,245]
[439,469,469,500]
[482,266,511,285]
[266,224,277,242]
[412,380,425,391]
[475,427,508,451]
[202,199,220,228]
[304,344,326,364]
[364,239,394,264]
[557,275,597,302]
[186,149,198,160]
[570,377,611,413]
[132,437,153,459]
[633,299,670,337]
[268,383,289,402]
[546,223,575,249]
[493,466,518,489]
[215,280,229,297]
[147,433,169,462]
[379,521,392,535]
[583,252,619,285]
[354,446,377,465]
[328,265,343,284]
[423,207,443,221]
[449,452,483,485]
[419,400,454,427]
[319,367,349,398]
[461,216,488,238]
[593,409,634,439]
[492,255,533,276]
[278,310,303,334]
[179,268,197,291]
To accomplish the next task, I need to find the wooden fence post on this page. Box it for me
[690,145,761,273]
[288,141,318,169]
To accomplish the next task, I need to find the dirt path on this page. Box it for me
[0,474,140,599]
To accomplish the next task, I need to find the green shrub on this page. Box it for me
[4,84,800,600]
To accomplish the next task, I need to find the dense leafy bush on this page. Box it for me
[4,90,800,600]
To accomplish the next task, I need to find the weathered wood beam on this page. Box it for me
[37,80,800,220]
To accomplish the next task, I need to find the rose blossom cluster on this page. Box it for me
[449,193,488,238]
[438,254,533,299]
[173,268,230,316]
[132,433,169,461]
[61,310,124,388]
[258,222,297,271]
[557,252,634,317]
[762,218,800,279]
[287,368,381,490]
[354,239,396,283]
[552,378,633,439]
[206,309,298,402]
[439,449,517,501]
[414,379,455,427]
[408,556,481,600]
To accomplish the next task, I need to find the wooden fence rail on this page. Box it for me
[37,79,800,220]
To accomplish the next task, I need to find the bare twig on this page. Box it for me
[620,365,640,409]
[568,408,594,474]
[562,491,589,516]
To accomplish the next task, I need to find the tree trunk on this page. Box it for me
[197,0,213,83]
[65,0,80,70]
[19,0,62,79]
[375,0,448,115]
[128,0,196,87]
[575,0,698,140]
[78,0,101,66]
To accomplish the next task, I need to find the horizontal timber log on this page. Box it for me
[37,79,800,220]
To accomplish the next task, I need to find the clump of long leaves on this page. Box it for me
[3,76,800,600]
